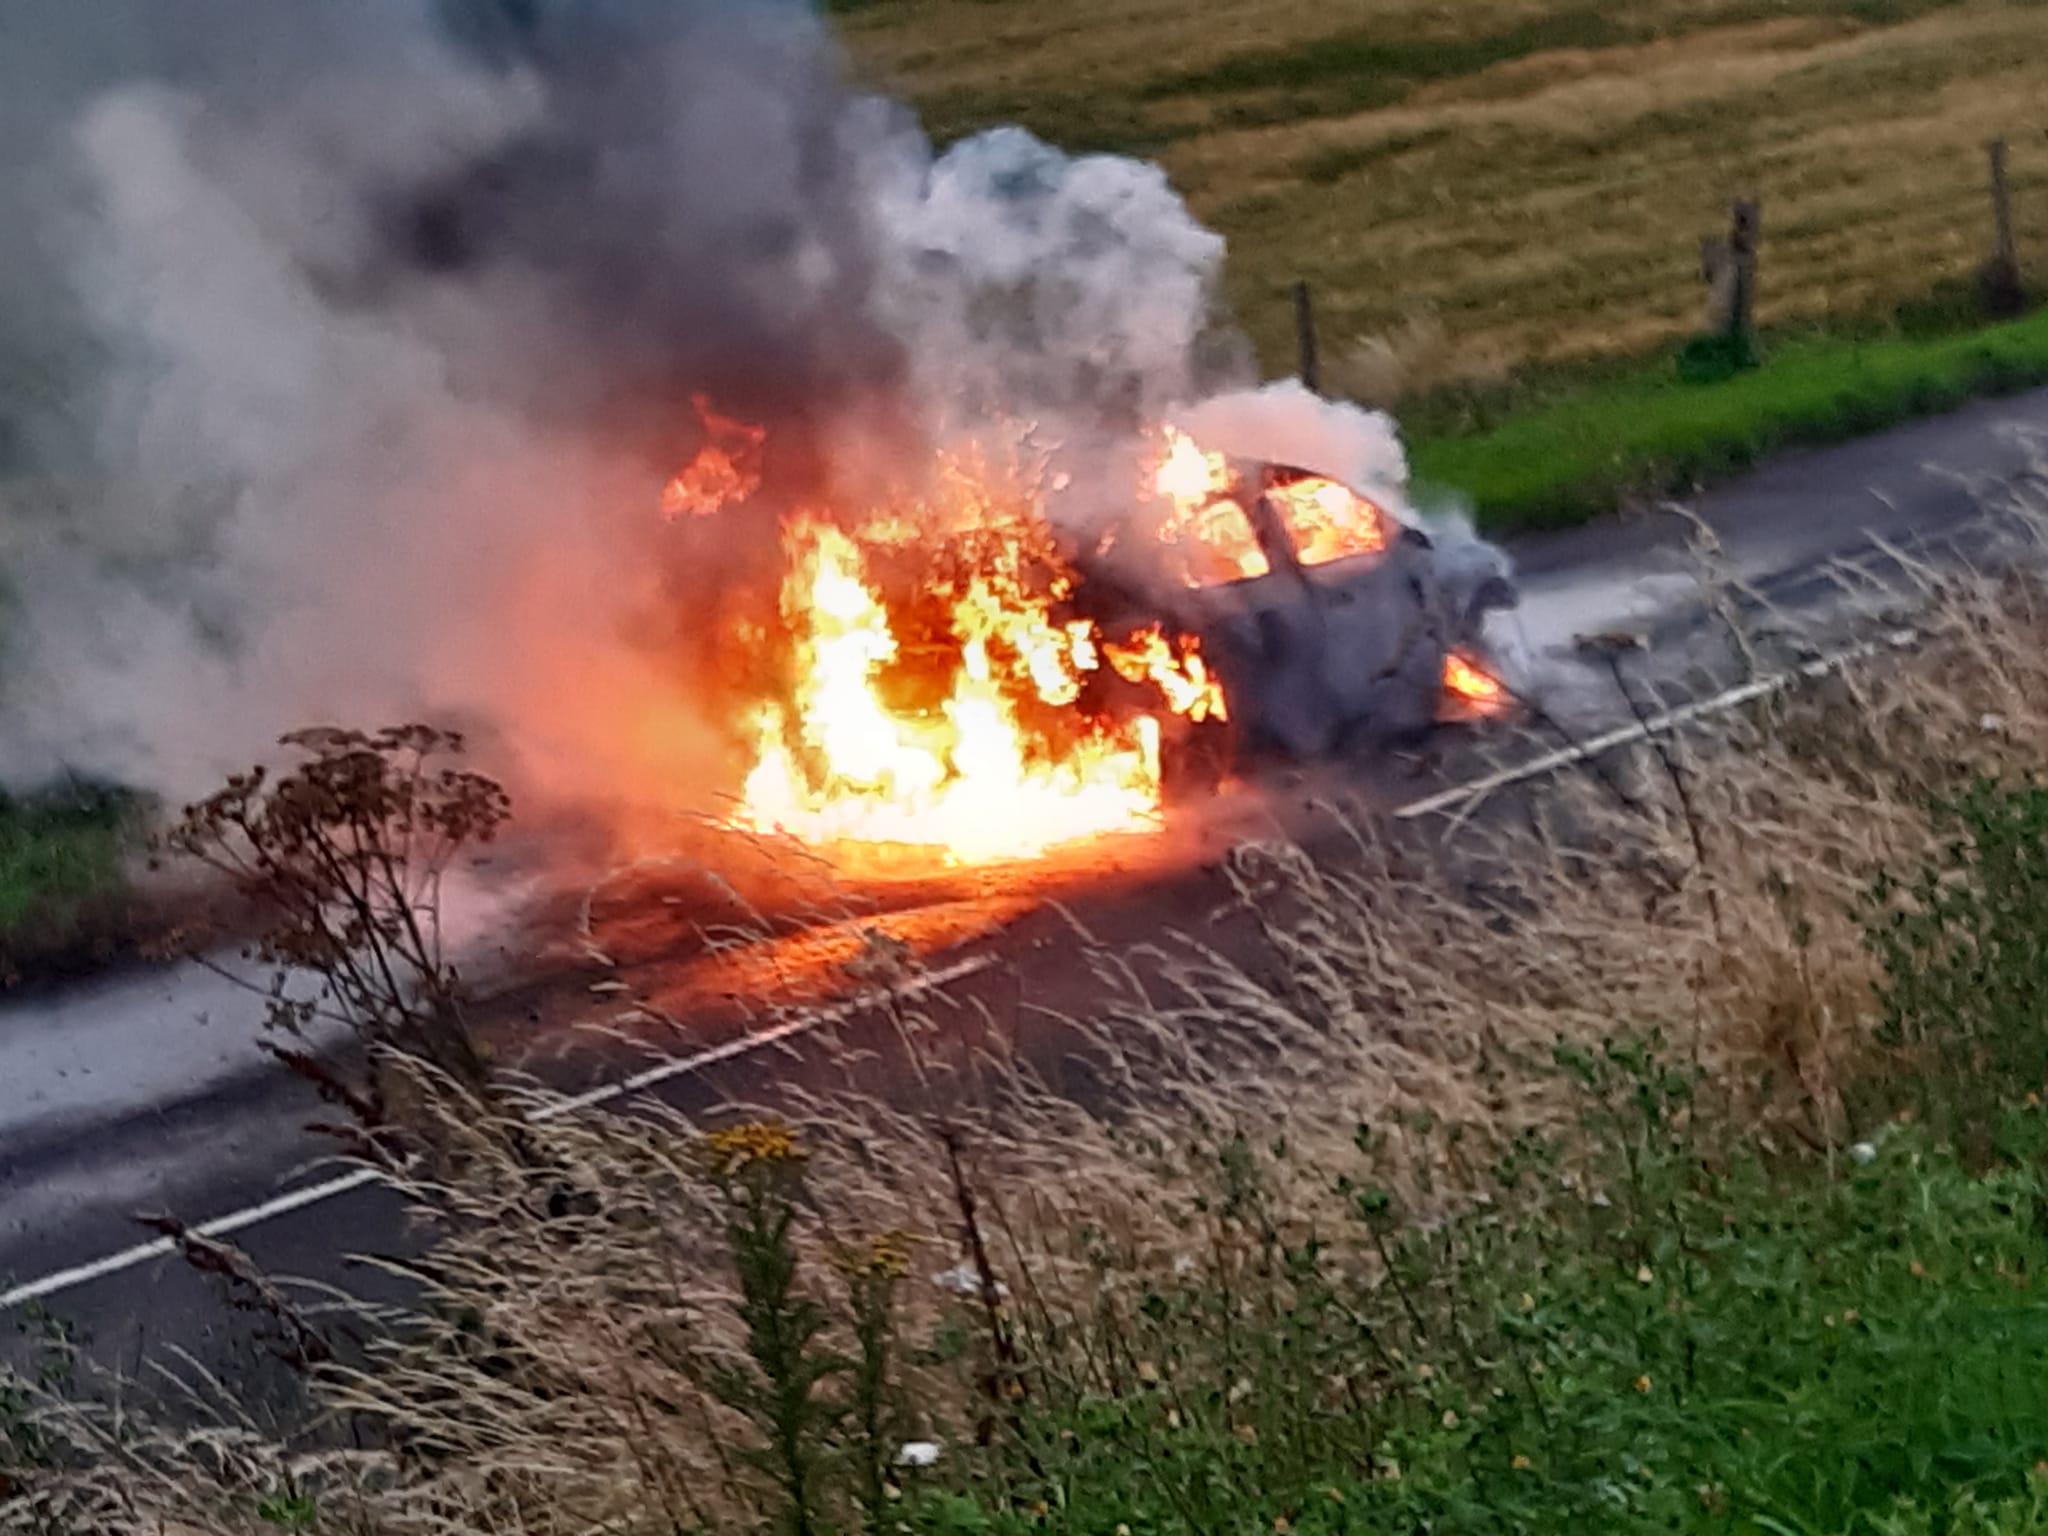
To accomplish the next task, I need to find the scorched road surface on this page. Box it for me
[4,387,2046,1393]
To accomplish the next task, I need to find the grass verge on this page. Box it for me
[1409,302,2048,531]
[16,478,2048,1529]
[0,786,134,983]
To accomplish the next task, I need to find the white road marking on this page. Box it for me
[0,954,996,1312]
[1394,631,1911,821]
[0,629,1914,1313]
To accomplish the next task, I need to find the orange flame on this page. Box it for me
[1266,474,1386,566]
[1441,651,1508,715]
[732,504,1220,864]
[676,410,1496,865]
[1102,624,1227,723]
[1149,427,1386,584]
[663,393,767,519]
[1151,427,1264,583]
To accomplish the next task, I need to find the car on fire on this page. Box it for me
[1069,457,1517,778]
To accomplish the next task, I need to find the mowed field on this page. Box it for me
[839,0,2048,387]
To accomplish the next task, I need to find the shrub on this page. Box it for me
[160,724,510,1134]
[1676,330,1761,385]
[1864,776,2048,1131]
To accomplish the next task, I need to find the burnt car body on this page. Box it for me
[1072,461,1517,770]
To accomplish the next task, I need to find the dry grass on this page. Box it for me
[839,0,2048,380]
[16,476,2048,1528]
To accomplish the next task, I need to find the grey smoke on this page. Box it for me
[0,0,1245,814]
[0,0,1498,821]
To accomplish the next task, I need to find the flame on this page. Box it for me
[663,393,767,519]
[675,408,1495,867]
[1265,474,1386,566]
[1102,625,1227,723]
[1148,427,1387,585]
[1441,651,1508,715]
[1151,427,1266,584]
[734,508,1220,864]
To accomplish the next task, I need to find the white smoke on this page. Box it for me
[0,0,1502,824]
[1171,380,1412,511]
[0,1,1250,816]
[870,127,1231,433]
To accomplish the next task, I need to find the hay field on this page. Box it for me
[839,0,2048,386]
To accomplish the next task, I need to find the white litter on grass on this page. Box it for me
[1851,1141,1878,1165]
[932,1261,1008,1299]
[896,1441,943,1468]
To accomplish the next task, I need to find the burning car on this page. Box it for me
[1070,445,1518,773]
[669,404,1514,865]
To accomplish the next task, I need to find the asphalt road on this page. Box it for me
[3,386,2045,1402]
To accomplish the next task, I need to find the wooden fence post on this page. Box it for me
[1292,279,1320,393]
[1698,197,1761,362]
[1983,139,2026,316]
[1991,139,2018,270]
[1727,196,1761,355]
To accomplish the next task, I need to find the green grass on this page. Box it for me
[0,787,133,971]
[1149,7,1636,123]
[891,1032,2048,1536]
[1295,126,1456,188]
[1409,301,2048,531]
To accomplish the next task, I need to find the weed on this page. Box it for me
[696,1122,847,1535]
[160,723,511,1128]
[1863,776,2048,1133]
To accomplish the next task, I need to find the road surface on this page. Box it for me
[2,386,2043,1401]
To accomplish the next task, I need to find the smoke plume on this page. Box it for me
[0,0,1495,830]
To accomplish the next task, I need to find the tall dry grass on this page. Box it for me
[13,482,2048,1530]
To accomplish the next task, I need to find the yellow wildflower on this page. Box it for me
[1634,1374,1653,1394]
[700,1120,806,1176]
[1512,1455,1533,1471]
[833,1231,914,1281]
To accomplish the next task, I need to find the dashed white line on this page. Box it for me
[2,631,1910,1312]
[0,954,996,1311]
